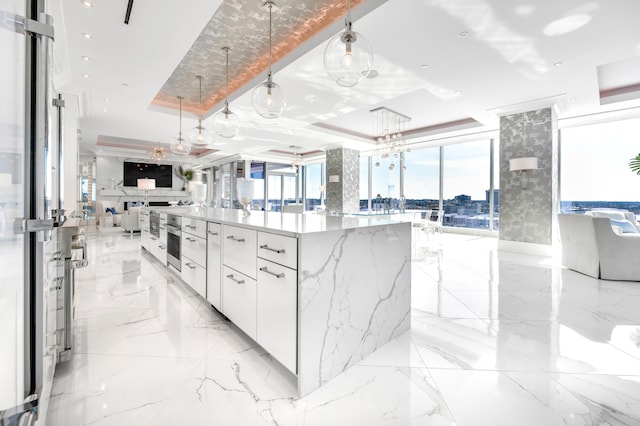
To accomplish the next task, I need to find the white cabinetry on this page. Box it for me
[206,222,222,310]
[223,225,257,278]
[181,218,207,298]
[256,257,297,373]
[222,266,257,340]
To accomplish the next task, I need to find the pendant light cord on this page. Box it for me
[268,2,273,75]
[225,48,230,104]
[178,96,183,140]
[197,76,203,128]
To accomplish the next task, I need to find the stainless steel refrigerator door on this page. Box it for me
[0,0,27,412]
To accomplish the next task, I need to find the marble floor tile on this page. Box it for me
[411,317,543,372]
[46,231,640,425]
[429,369,613,426]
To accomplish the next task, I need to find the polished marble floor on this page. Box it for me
[46,228,640,425]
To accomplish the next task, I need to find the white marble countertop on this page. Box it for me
[148,206,410,237]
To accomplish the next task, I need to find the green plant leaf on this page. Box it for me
[629,154,640,175]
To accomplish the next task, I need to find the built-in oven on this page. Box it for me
[166,214,182,271]
[150,211,160,239]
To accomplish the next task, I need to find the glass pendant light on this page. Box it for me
[188,76,214,146]
[323,0,373,87]
[252,1,286,119]
[170,96,191,156]
[212,47,240,138]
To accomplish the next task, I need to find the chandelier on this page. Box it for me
[149,145,168,162]
[292,153,303,172]
[372,107,411,170]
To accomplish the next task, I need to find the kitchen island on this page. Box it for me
[141,207,411,397]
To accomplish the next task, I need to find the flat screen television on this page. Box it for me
[123,161,173,188]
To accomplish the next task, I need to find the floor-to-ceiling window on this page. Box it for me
[304,163,323,211]
[371,156,400,210]
[403,147,440,213]
[560,117,640,214]
[442,141,492,229]
[359,155,370,211]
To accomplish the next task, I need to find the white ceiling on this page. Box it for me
[51,0,640,166]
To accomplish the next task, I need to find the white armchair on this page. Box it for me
[592,217,640,281]
[121,207,141,234]
[558,213,640,281]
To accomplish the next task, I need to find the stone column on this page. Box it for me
[499,108,558,250]
[325,147,360,214]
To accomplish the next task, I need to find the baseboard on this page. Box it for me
[498,239,555,256]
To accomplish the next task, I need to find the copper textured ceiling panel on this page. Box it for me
[152,0,366,116]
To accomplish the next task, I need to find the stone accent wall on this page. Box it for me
[499,108,558,245]
[326,148,360,214]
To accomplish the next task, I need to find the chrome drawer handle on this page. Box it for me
[259,244,285,254]
[184,224,196,229]
[226,236,245,243]
[159,244,165,249]
[185,237,196,242]
[226,274,245,284]
[208,231,219,236]
[185,262,196,270]
[160,225,166,230]
[259,266,285,279]
[151,236,157,240]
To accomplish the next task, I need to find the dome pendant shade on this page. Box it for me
[252,73,286,119]
[212,104,240,138]
[188,124,214,146]
[323,24,373,87]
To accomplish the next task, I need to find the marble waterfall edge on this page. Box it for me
[297,222,411,396]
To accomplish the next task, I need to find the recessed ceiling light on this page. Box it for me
[120,83,129,87]
[81,56,90,61]
[554,61,563,67]
[104,97,110,102]
[81,0,93,7]
[420,64,429,69]
[458,31,469,38]
[82,33,92,39]
[82,73,90,78]
[102,108,107,112]
[454,90,462,95]
[569,98,577,102]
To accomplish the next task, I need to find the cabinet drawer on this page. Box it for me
[182,218,207,239]
[182,256,207,299]
[257,232,298,270]
[223,225,257,279]
[207,222,222,310]
[257,259,297,373]
[222,266,256,340]
[182,233,207,266]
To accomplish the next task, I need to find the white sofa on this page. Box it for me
[558,212,640,281]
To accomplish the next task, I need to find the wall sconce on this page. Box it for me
[509,157,538,190]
